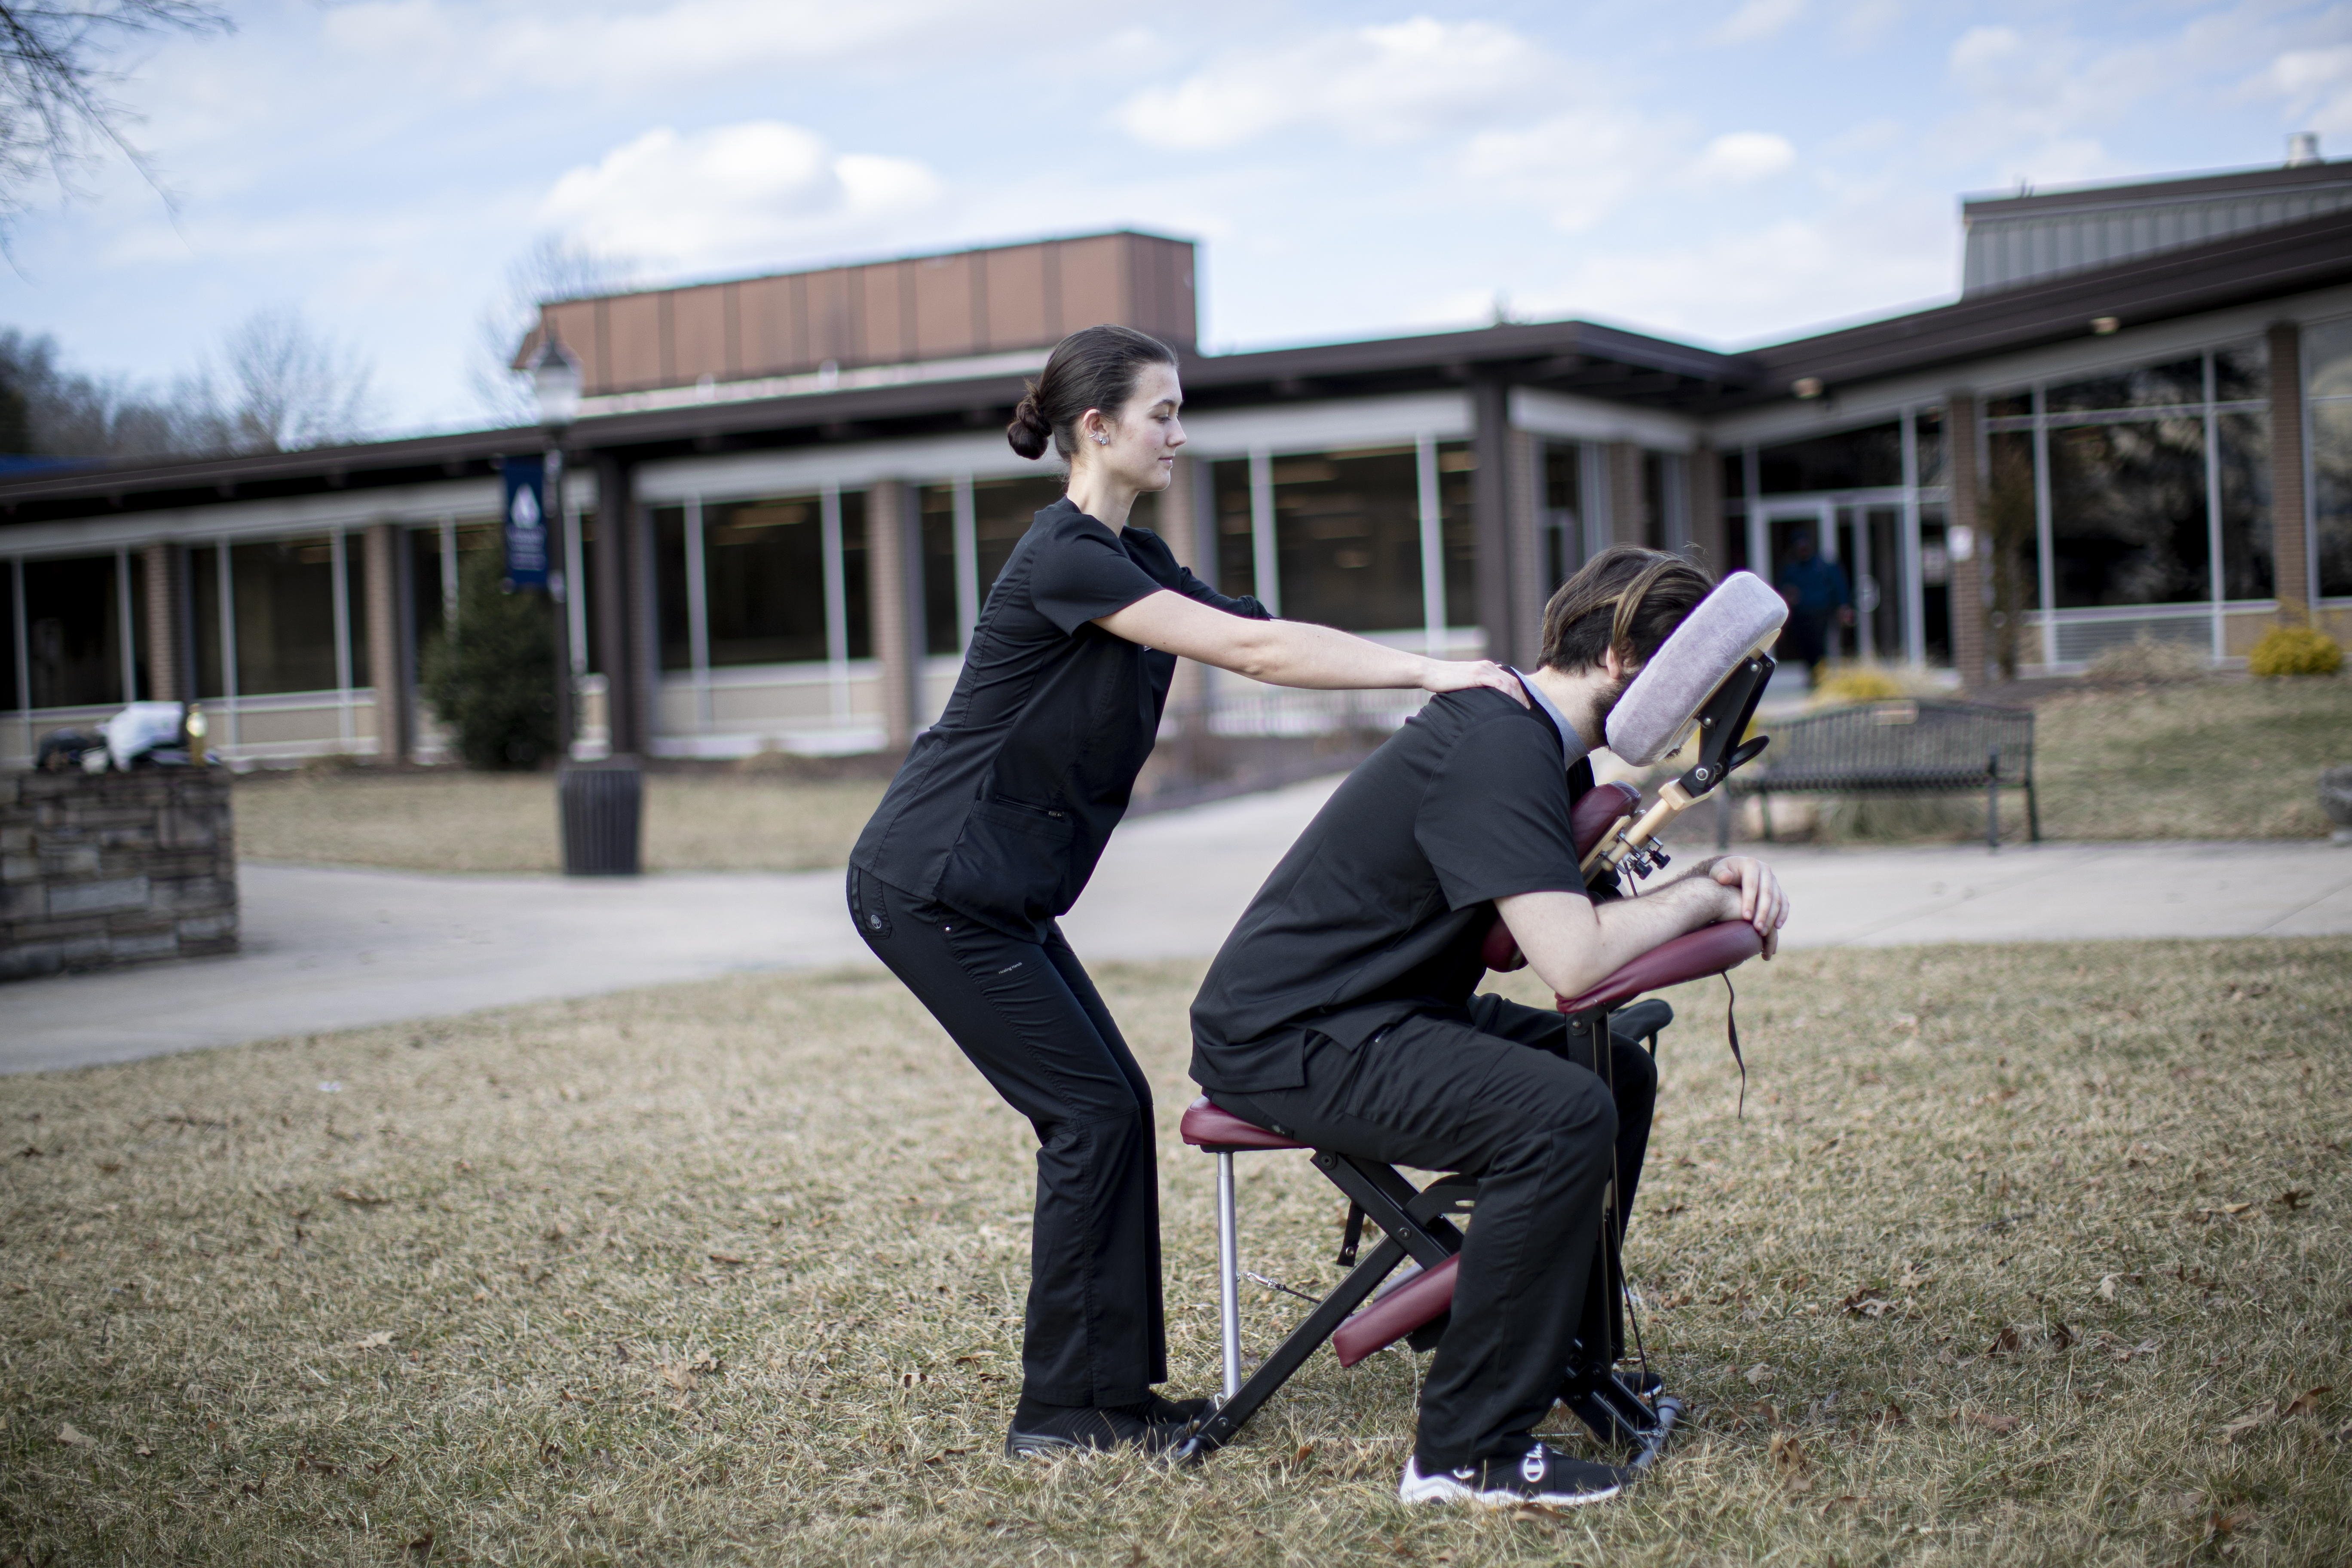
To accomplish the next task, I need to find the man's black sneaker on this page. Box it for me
[1004,1400,1191,1458]
[1399,1441,1630,1507]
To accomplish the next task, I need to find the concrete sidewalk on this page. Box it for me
[4,772,2349,1075]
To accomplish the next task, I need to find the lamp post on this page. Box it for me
[531,334,582,758]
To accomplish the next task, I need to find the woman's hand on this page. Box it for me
[1707,854,1790,957]
[1417,658,1530,707]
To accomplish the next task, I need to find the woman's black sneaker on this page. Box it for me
[1399,1440,1630,1507]
[1145,1392,1212,1427]
[1004,1399,1192,1458]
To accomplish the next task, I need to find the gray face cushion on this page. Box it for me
[1604,571,1789,767]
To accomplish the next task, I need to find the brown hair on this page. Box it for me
[1538,545,1716,672]
[1006,325,1179,462]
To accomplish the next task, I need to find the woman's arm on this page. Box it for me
[1096,588,1525,699]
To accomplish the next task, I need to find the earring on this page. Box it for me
[1093,432,1109,445]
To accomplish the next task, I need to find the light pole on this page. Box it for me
[531,334,583,758]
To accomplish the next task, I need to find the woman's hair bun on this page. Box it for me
[1006,391,1054,461]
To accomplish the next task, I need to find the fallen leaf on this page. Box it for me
[2220,1407,2274,1442]
[2049,1322,2080,1351]
[56,1423,93,1447]
[295,1454,340,1475]
[2282,1387,2331,1418]
[1658,1289,1693,1308]
[1965,1410,2018,1434]
[1743,1363,1773,1386]
[1839,1286,1886,1316]
[95,1160,122,1173]
[1767,1430,1811,1491]
[344,1331,395,1350]
[2099,1274,2121,1300]
[2209,1507,2255,1538]
[707,1253,746,1266]
[333,1188,391,1207]
[2273,1189,2311,1210]
[1877,1402,1907,1427]
[1988,1326,2024,1355]
[544,1222,570,1243]
[135,1443,153,1458]
[659,1363,697,1392]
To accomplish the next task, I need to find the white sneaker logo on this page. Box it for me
[1521,1447,1547,1484]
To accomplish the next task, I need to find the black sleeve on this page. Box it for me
[1171,562,1272,621]
[1031,526,1170,634]
[1414,713,1589,910]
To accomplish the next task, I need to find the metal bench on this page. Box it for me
[1716,698,2038,852]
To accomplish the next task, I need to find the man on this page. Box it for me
[1775,530,1853,674]
[1188,546,1790,1510]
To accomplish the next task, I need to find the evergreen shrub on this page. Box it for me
[420,548,558,769]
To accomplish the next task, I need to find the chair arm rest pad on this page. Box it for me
[1554,920,1763,1015]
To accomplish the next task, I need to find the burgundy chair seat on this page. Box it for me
[1181,1096,1309,1152]
[1556,919,1762,1015]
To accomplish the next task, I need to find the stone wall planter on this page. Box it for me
[1,769,237,981]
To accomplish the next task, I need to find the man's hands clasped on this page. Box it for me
[1706,855,1789,958]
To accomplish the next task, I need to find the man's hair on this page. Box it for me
[1537,545,1717,673]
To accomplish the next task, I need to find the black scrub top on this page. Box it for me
[1188,686,1595,1094]
[851,496,1269,940]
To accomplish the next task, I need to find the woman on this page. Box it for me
[847,323,1522,1457]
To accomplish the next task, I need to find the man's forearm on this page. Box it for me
[1499,878,1736,1002]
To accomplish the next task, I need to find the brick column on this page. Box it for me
[1607,442,1646,547]
[1689,444,1727,571]
[1470,378,1515,662]
[361,523,403,763]
[1505,428,1545,667]
[866,479,921,751]
[1945,392,1990,689]
[2268,322,2309,614]
[141,542,178,701]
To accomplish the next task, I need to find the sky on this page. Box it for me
[6,0,2350,435]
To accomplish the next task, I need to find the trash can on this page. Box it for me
[559,756,643,875]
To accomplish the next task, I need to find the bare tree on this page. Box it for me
[181,307,379,454]
[470,235,634,426]
[0,2,232,232]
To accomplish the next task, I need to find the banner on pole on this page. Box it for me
[502,457,550,590]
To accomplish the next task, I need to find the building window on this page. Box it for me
[973,475,1067,610]
[229,537,342,695]
[1915,406,1946,488]
[1211,459,1254,600]
[1440,442,1476,629]
[654,506,692,671]
[2046,420,2210,606]
[23,554,121,709]
[705,496,828,666]
[1983,339,2273,619]
[2308,317,2352,599]
[1545,443,1582,588]
[1,563,18,712]
[916,484,958,655]
[1269,446,1424,634]
[1757,422,1902,494]
[840,490,871,659]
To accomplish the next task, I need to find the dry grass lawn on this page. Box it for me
[233,771,888,874]
[1737,674,2352,847]
[4,939,2349,1565]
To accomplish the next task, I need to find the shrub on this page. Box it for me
[2247,622,2344,678]
[2086,631,2207,685]
[420,548,559,769]
[1810,664,1910,705]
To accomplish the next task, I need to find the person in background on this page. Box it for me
[847,324,1528,1459]
[1775,531,1852,676]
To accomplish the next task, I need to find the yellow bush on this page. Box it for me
[1810,665,1910,705]
[2247,623,2344,677]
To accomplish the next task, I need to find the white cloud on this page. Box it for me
[1692,130,1797,184]
[1460,107,1664,233]
[1711,0,1807,46]
[535,122,943,271]
[2268,44,2352,137]
[1112,17,1554,151]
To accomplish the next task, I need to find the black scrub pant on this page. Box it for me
[1210,994,1657,1471]
[849,867,1165,1407]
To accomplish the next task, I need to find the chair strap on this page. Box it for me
[1335,1202,1366,1267]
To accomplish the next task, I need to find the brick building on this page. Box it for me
[3,156,2349,767]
